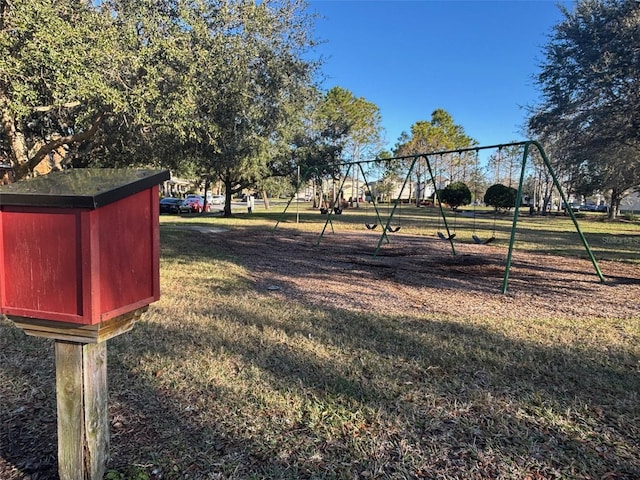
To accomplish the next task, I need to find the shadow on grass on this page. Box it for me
[3,306,638,478]
[94,300,640,478]
[0,326,57,478]
[274,206,640,264]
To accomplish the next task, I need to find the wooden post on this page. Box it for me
[55,341,108,480]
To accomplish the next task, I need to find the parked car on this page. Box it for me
[179,194,207,213]
[159,197,183,214]
[564,203,581,213]
[581,203,608,213]
[209,194,225,205]
[595,204,608,212]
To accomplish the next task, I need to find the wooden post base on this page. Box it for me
[10,307,147,344]
[8,308,147,479]
[55,341,108,480]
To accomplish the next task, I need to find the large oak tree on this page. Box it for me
[0,0,321,205]
[0,0,128,180]
[528,0,640,217]
[173,0,319,216]
[0,0,197,179]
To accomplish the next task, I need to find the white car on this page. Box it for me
[209,194,225,205]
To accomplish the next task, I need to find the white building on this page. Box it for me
[621,192,640,213]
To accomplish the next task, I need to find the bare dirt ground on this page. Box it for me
[218,228,640,322]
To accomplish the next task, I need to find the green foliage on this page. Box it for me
[0,0,134,177]
[528,0,640,216]
[105,467,149,480]
[393,110,478,205]
[0,0,321,189]
[293,88,354,184]
[0,1,123,118]
[291,87,383,208]
[395,109,476,157]
[439,181,472,210]
[317,86,383,162]
[484,183,517,211]
[257,176,294,200]
[168,0,320,216]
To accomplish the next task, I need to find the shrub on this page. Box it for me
[484,184,517,211]
[439,182,472,210]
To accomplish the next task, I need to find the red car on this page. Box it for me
[179,195,209,213]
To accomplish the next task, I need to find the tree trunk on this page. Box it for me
[202,178,211,214]
[609,188,620,220]
[261,189,270,210]
[1,105,105,182]
[1,108,29,178]
[312,183,318,209]
[223,179,234,217]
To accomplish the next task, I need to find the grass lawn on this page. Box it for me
[1,202,638,479]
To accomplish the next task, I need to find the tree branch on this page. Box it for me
[26,111,106,173]
[32,101,82,113]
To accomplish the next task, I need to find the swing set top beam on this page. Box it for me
[308,140,536,171]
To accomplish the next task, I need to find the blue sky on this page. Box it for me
[308,0,570,155]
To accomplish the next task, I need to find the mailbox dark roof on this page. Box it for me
[0,168,170,209]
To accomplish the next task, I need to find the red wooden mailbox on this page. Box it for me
[0,168,170,480]
[0,168,169,341]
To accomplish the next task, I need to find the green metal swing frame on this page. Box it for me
[273,140,605,294]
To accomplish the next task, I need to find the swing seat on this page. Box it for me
[473,234,495,245]
[320,208,328,214]
[437,232,455,241]
[365,223,378,230]
[386,226,401,233]
[334,207,343,215]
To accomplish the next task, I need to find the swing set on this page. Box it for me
[273,140,605,293]
[314,161,402,243]
[365,201,401,232]
[471,148,496,245]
